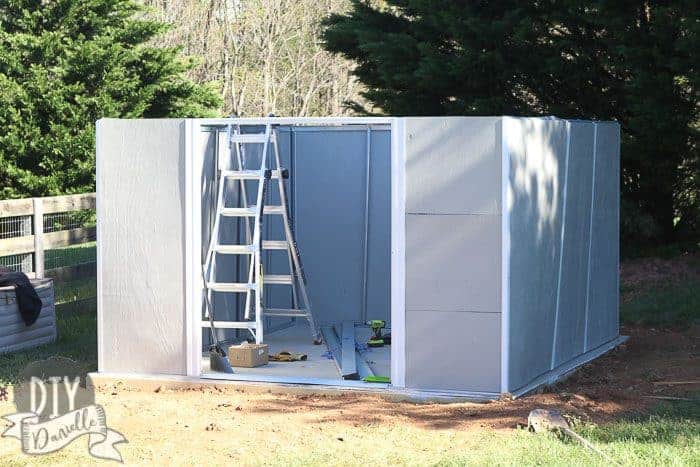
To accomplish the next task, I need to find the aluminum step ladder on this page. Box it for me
[202,123,320,344]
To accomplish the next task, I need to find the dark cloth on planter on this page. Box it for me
[0,267,42,326]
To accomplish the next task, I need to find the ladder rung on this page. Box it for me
[263,205,285,215]
[220,207,257,217]
[207,282,257,292]
[222,169,282,180]
[230,133,270,144]
[213,244,254,254]
[262,240,288,250]
[202,320,257,329]
[264,275,294,285]
[220,205,285,217]
[264,308,309,318]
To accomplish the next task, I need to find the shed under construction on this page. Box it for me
[95,116,622,399]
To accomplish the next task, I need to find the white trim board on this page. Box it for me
[185,119,203,377]
[198,117,393,127]
[500,117,513,393]
[95,120,104,372]
[390,118,407,388]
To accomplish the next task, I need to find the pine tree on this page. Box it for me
[0,0,222,198]
[322,0,698,248]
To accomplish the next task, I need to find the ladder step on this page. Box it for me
[207,282,256,292]
[219,205,285,217]
[230,133,270,144]
[264,308,309,318]
[220,207,257,217]
[264,275,294,285]
[222,169,282,180]
[263,205,285,215]
[262,240,288,250]
[202,320,257,329]
[213,244,254,254]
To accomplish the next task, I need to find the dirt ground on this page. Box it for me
[2,321,694,465]
[0,254,697,465]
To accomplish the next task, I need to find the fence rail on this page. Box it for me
[0,193,96,281]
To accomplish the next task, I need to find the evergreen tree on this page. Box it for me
[323,1,698,248]
[0,0,222,198]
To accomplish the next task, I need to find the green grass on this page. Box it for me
[620,278,700,326]
[44,241,96,270]
[0,311,96,386]
[270,397,699,466]
[53,276,96,304]
[446,403,699,466]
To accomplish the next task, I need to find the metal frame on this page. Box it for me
[185,117,402,382]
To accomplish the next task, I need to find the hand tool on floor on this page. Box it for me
[269,351,308,362]
[362,375,390,383]
[366,320,386,347]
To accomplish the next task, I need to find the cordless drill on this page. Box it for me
[366,320,387,347]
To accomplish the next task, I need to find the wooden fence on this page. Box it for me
[0,193,97,314]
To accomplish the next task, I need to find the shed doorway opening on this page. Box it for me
[197,121,392,387]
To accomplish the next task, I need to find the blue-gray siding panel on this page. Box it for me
[506,118,568,391]
[586,123,620,350]
[553,122,595,366]
[293,129,368,325]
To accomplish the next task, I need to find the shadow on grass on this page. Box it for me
[0,311,97,386]
[621,279,700,326]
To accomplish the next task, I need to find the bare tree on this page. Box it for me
[140,0,365,116]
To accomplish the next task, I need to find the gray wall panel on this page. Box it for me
[405,214,500,312]
[97,119,187,374]
[405,117,502,215]
[365,130,392,321]
[506,118,568,390]
[403,117,503,392]
[405,310,500,392]
[586,123,620,350]
[290,127,391,325]
[553,122,595,366]
[292,129,374,325]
